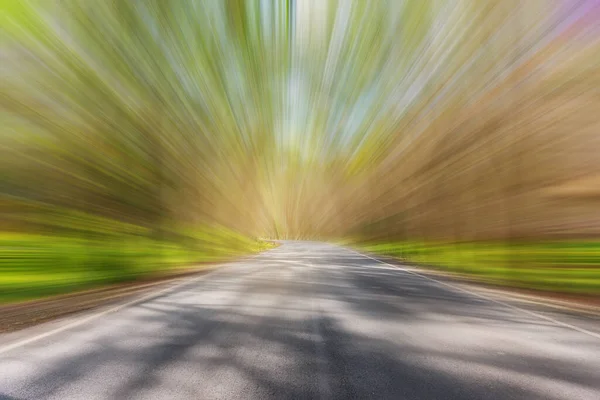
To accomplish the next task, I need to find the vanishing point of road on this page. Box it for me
[1,242,599,399]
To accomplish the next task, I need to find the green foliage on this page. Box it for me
[2,1,599,302]
[358,241,600,294]
[0,230,273,303]
[1,1,282,302]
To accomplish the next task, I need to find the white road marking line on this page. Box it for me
[0,276,196,355]
[0,252,269,355]
[346,247,600,340]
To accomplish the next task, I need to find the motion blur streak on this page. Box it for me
[1,0,600,299]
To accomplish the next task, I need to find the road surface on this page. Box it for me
[1,241,599,399]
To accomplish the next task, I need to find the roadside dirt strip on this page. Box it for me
[0,267,219,333]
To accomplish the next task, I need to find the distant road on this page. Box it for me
[1,241,599,399]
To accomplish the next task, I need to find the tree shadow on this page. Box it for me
[1,245,599,399]
[9,302,591,400]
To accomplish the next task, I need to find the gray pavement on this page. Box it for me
[1,241,599,399]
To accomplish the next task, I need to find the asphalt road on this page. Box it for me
[1,241,599,400]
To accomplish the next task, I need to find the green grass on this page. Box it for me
[356,240,600,295]
[0,230,274,303]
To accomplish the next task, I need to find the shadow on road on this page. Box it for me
[2,244,598,399]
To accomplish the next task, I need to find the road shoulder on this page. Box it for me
[350,248,600,336]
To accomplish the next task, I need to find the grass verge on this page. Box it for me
[0,229,274,303]
[354,240,600,295]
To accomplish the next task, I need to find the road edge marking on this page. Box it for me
[346,247,600,341]
[0,252,268,356]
